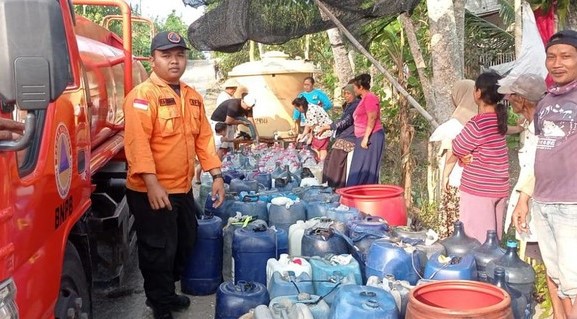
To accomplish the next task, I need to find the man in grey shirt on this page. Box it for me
[527,30,577,319]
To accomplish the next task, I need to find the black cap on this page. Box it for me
[150,31,190,52]
[546,30,577,51]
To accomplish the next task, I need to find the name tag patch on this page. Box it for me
[189,99,201,107]
[159,98,176,106]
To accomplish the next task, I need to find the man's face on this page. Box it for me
[151,48,187,84]
[505,93,524,114]
[546,44,577,86]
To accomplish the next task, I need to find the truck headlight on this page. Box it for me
[0,278,18,319]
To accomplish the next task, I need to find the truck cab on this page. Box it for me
[0,0,145,317]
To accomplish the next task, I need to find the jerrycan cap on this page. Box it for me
[506,240,518,248]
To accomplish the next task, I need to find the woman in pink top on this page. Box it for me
[445,71,509,242]
[346,74,385,186]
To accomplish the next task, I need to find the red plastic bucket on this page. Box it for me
[405,280,513,319]
[335,184,407,226]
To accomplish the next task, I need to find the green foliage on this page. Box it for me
[156,11,205,59]
[533,263,554,318]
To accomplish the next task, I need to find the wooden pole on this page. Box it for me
[313,0,440,128]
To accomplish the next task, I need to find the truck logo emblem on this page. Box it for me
[54,123,72,199]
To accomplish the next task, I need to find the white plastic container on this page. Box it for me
[253,301,315,319]
[288,219,321,256]
[266,254,312,288]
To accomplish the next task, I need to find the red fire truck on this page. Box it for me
[0,0,147,317]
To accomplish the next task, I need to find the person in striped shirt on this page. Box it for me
[443,71,509,242]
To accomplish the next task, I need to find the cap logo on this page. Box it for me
[167,32,181,43]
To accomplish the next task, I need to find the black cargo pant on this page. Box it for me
[126,189,198,307]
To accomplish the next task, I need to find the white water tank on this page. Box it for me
[228,51,320,139]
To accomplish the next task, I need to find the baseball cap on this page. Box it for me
[150,31,190,52]
[223,78,239,88]
[546,30,577,51]
[498,73,547,102]
[242,94,256,107]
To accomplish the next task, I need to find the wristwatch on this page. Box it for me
[211,173,223,181]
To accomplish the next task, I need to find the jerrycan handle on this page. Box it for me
[235,280,255,292]
[252,223,268,232]
[242,194,260,202]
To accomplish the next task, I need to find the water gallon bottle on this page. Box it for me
[230,194,269,223]
[270,293,330,319]
[294,185,339,203]
[268,197,307,233]
[232,221,277,285]
[366,275,412,318]
[215,280,270,319]
[473,230,505,282]
[486,240,535,304]
[181,214,223,295]
[254,171,272,190]
[423,252,478,281]
[365,239,424,285]
[329,285,399,319]
[222,215,267,282]
[301,226,349,257]
[493,267,529,319]
[266,254,312,288]
[268,271,315,300]
[439,220,481,257]
[254,302,314,319]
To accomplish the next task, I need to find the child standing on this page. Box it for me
[292,97,333,161]
[444,71,509,242]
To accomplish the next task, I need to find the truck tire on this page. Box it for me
[55,242,92,319]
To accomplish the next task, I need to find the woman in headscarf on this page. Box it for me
[429,79,477,238]
[318,84,360,188]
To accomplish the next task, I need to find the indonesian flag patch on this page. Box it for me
[133,99,149,110]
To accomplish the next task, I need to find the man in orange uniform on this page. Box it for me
[123,31,225,319]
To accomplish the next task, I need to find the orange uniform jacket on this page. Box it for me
[124,72,221,193]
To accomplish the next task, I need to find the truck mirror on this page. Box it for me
[0,0,73,111]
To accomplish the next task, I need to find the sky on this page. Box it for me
[129,0,205,25]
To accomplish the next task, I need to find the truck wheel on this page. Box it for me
[54,243,92,319]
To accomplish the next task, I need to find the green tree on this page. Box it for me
[157,10,205,59]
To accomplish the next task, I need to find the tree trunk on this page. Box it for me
[453,0,465,75]
[426,0,464,204]
[426,0,463,123]
[567,0,577,29]
[326,28,355,91]
[399,13,437,117]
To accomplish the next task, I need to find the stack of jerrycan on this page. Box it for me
[472,230,505,282]
[329,285,399,319]
[269,294,330,319]
[424,252,478,281]
[289,218,347,256]
[308,254,362,305]
[181,212,223,295]
[365,239,424,285]
[253,303,314,319]
[266,254,313,299]
[268,196,307,233]
[232,220,277,285]
[223,214,267,281]
[367,275,412,318]
[486,240,535,316]
[216,280,270,319]
[301,221,349,257]
[439,220,481,257]
[492,266,530,319]
[347,216,390,282]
